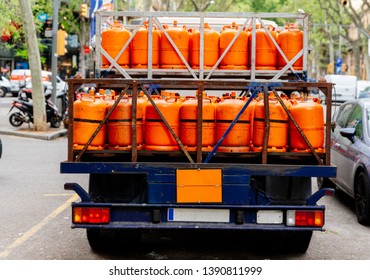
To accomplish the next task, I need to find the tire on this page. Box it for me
[317,177,335,189]
[50,115,61,128]
[9,112,24,127]
[0,138,2,159]
[0,88,5,97]
[256,230,312,254]
[354,171,370,225]
[87,228,141,252]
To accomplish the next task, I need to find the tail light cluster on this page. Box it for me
[73,207,110,224]
[286,210,324,227]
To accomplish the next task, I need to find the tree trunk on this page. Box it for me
[18,0,46,131]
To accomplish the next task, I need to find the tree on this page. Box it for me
[317,0,369,79]
[18,0,47,131]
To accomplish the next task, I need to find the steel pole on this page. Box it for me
[51,0,60,104]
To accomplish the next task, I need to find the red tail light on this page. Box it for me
[286,210,324,227]
[73,207,110,224]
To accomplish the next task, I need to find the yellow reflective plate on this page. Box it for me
[176,169,222,203]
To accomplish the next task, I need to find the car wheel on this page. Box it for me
[0,87,5,97]
[354,171,370,225]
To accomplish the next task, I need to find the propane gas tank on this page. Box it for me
[144,96,181,151]
[180,92,216,150]
[219,22,248,69]
[101,20,131,68]
[107,94,144,150]
[289,98,324,152]
[190,23,220,69]
[215,93,253,152]
[252,92,289,152]
[160,21,189,69]
[73,90,107,150]
[249,25,277,70]
[277,23,303,70]
[131,21,160,68]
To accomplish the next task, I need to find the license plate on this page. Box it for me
[256,210,283,224]
[168,208,230,223]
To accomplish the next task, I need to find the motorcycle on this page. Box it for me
[8,91,61,128]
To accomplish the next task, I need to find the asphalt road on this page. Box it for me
[0,97,370,260]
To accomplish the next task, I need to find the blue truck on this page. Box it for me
[61,11,336,253]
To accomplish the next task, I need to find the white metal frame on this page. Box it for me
[95,11,309,81]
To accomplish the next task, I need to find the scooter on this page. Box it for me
[8,92,61,128]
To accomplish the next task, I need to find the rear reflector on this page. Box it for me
[73,207,110,224]
[286,210,324,227]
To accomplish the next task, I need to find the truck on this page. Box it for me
[61,11,336,253]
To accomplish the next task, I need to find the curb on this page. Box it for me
[0,128,68,140]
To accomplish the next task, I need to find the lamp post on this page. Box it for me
[51,0,60,104]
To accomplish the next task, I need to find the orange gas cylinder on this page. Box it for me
[277,23,303,70]
[215,93,253,152]
[219,23,248,69]
[160,21,189,69]
[101,20,131,68]
[107,95,144,150]
[73,90,107,150]
[180,93,216,151]
[252,93,289,152]
[289,98,324,152]
[144,96,181,151]
[249,25,277,70]
[190,23,220,69]
[131,21,160,68]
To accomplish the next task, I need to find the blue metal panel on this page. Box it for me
[147,182,176,203]
[223,174,250,184]
[60,162,337,178]
[223,184,250,204]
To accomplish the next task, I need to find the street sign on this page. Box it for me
[336,57,342,74]
[37,12,49,22]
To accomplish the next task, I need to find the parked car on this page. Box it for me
[357,80,370,98]
[318,98,370,225]
[323,74,357,103]
[358,86,370,99]
[0,75,11,97]
[9,69,67,97]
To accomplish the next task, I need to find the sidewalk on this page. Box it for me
[0,98,67,140]
[0,124,68,140]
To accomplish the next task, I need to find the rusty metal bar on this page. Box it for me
[75,84,130,162]
[141,85,194,163]
[272,89,323,166]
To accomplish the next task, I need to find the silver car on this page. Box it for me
[320,99,370,225]
[0,75,11,97]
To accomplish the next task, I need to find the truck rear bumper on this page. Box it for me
[66,183,333,232]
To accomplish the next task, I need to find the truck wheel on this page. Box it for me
[257,230,312,254]
[87,229,141,252]
[283,231,312,253]
[87,229,111,252]
[316,177,335,189]
[354,171,370,225]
